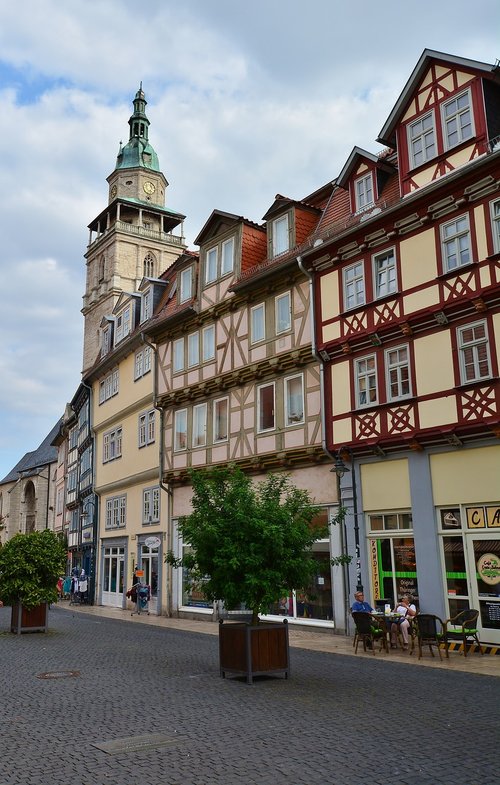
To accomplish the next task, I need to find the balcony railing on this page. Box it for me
[88,221,184,250]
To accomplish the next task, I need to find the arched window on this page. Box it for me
[24,481,36,534]
[98,256,105,283]
[143,253,155,278]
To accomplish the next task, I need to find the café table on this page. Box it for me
[370,611,407,650]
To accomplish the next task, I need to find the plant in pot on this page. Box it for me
[166,465,338,683]
[0,529,67,634]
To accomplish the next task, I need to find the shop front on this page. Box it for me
[100,540,126,608]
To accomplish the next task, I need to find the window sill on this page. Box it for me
[436,260,476,280]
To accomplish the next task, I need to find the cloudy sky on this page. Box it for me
[0,0,498,480]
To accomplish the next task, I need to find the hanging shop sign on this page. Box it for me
[144,536,161,549]
[477,553,500,586]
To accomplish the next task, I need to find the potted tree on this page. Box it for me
[0,529,67,634]
[166,466,331,684]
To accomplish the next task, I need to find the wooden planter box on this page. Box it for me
[11,603,49,634]
[219,619,290,684]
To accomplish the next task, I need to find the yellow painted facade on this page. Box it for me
[360,459,411,510]
[430,446,500,505]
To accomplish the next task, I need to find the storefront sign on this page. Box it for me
[467,505,500,529]
[144,536,161,549]
[477,553,500,586]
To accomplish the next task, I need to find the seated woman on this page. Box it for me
[391,595,417,650]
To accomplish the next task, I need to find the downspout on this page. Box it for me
[297,254,350,635]
[141,332,173,617]
[82,378,98,605]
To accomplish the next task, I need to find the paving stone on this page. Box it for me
[0,605,498,785]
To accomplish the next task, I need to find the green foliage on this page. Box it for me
[0,530,67,610]
[166,466,325,624]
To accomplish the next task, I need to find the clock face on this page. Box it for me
[110,185,117,199]
[143,181,156,195]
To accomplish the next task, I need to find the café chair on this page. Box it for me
[444,609,483,657]
[414,614,449,660]
[352,611,388,655]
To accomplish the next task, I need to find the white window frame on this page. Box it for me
[179,267,192,303]
[141,288,152,322]
[354,173,374,212]
[143,486,160,525]
[105,495,126,529]
[192,403,207,448]
[205,247,218,284]
[272,214,290,257]
[285,374,304,426]
[174,409,187,452]
[213,397,229,443]
[251,302,265,344]
[373,248,397,299]
[442,89,474,150]
[441,214,471,272]
[489,198,500,254]
[134,346,152,380]
[257,381,275,433]
[355,355,378,408]
[114,306,131,345]
[138,410,155,447]
[202,324,215,362]
[99,369,119,404]
[221,237,235,276]
[408,110,436,169]
[385,345,411,401]
[457,320,492,383]
[173,338,185,373]
[275,291,291,335]
[343,261,365,310]
[187,332,199,368]
[102,326,110,355]
[103,427,122,463]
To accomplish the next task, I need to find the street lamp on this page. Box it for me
[80,496,97,604]
[331,448,363,592]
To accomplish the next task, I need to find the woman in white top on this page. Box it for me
[390,595,417,649]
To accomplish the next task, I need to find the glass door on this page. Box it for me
[102,546,125,607]
[139,541,159,614]
[467,537,500,645]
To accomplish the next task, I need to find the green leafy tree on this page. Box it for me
[0,530,67,610]
[166,466,332,624]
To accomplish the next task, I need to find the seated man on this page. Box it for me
[351,591,373,613]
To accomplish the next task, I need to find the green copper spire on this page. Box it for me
[115,85,161,172]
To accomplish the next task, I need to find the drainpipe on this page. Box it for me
[296,254,350,635]
[141,332,174,617]
[82,378,98,605]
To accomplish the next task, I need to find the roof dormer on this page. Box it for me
[262,195,321,260]
[336,147,395,216]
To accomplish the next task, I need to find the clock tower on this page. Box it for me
[82,87,186,373]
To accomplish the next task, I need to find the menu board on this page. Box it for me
[480,601,500,630]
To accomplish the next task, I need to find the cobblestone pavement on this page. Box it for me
[0,605,498,785]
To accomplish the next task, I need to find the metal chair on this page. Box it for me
[445,609,483,656]
[352,612,388,655]
[414,614,449,660]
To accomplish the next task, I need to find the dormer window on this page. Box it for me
[115,306,131,344]
[408,111,436,169]
[272,214,290,257]
[204,236,235,284]
[141,288,152,323]
[102,325,111,355]
[442,90,473,150]
[354,173,374,212]
[179,267,193,303]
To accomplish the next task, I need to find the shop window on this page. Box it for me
[369,535,418,609]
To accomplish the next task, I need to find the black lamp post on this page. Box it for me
[332,448,363,592]
[80,496,97,604]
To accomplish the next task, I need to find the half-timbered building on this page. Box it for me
[300,50,500,643]
[146,194,349,629]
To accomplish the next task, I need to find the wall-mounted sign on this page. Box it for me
[441,509,461,529]
[467,507,486,529]
[144,536,161,549]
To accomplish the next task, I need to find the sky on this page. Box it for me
[0,0,499,480]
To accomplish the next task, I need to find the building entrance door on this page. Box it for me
[139,539,160,614]
[102,546,125,608]
[466,536,500,645]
